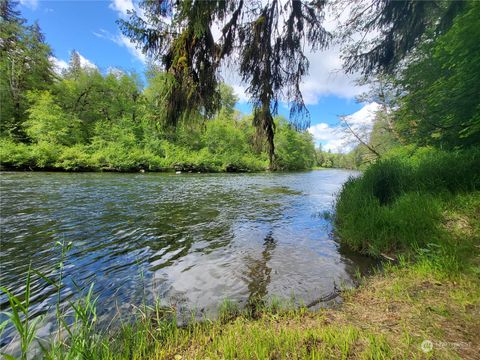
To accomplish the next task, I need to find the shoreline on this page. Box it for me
[0,166,350,174]
[3,256,477,359]
[2,151,478,359]
[3,206,477,360]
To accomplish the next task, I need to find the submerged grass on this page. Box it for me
[1,147,479,359]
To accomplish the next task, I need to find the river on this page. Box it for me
[0,170,372,345]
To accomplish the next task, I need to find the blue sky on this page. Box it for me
[18,0,376,152]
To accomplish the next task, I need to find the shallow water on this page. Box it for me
[0,170,372,345]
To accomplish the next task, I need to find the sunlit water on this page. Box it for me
[0,170,372,346]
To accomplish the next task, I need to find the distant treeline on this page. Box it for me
[0,5,321,172]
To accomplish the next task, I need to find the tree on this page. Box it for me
[338,0,466,75]
[24,91,81,146]
[120,0,330,167]
[54,63,142,142]
[202,117,247,156]
[275,117,316,170]
[67,50,82,79]
[395,1,480,149]
[0,1,54,139]
[217,83,239,119]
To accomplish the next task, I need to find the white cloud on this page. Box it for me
[92,29,109,39]
[93,29,147,64]
[19,0,38,10]
[308,122,346,152]
[300,46,367,104]
[49,52,97,75]
[109,0,135,17]
[77,52,97,69]
[117,34,147,64]
[231,84,249,103]
[344,102,381,126]
[308,102,380,153]
[49,56,68,74]
[298,1,369,104]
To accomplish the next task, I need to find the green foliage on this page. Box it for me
[24,91,81,145]
[202,117,247,156]
[1,63,314,172]
[335,147,480,255]
[314,146,359,170]
[0,139,34,168]
[29,141,63,169]
[55,145,92,171]
[396,1,480,148]
[53,63,142,142]
[0,2,54,139]
[275,119,316,170]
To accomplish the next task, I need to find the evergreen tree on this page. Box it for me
[120,0,330,167]
[67,50,82,79]
[0,0,54,138]
[339,0,466,75]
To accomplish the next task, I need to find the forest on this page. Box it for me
[0,3,360,172]
[0,0,395,173]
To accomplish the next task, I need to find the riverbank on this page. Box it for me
[0,139,268,173]
[2,149,479,359]
[5,191,476,359]
[94,152,479,359]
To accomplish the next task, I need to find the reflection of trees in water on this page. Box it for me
[148,200,234,271]
[244,231,277,310]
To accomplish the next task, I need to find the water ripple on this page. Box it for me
[0,170,372,345]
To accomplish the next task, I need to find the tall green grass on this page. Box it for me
[335,147,480,256]
[0,272,308,360]
[3,274,406,360]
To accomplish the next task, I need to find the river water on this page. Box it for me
[0,170,371,345]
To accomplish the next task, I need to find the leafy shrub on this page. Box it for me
[0,139,34,168]
[125,148,165,171]
[30,141,63,168]
[56,145,93,170]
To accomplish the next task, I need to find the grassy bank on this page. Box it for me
[2,148,479,359]
[335,147,480,256]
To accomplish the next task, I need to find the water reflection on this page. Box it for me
[0,170,374,346]
[244,231,277,303]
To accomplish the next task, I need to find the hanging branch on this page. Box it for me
[340,115,381,158]
[119,0,330,167]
